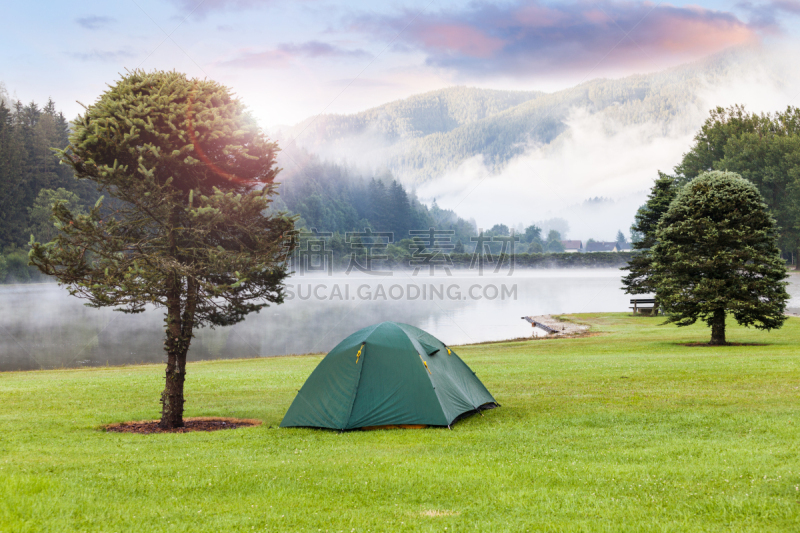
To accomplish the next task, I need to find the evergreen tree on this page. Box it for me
[29,70,294,428]
[388,180,412,237]
[367,178,389,230]
[0,101,26,246]
[621,172,679,295]
[0,82,9,107]
[651,171,788,345]
[28,188,85,243]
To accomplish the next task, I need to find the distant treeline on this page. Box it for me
[0,95,103,283]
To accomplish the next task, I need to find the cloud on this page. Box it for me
[736,0,800,28]
[71,49,136,62]
[415,108,690,239]
[221,41,370,68]
[279,41,370,59]
[76,16,116,30]
[353,1,764,78]
[169,0,271,18]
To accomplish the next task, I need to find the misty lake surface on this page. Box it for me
[2,269,799,371]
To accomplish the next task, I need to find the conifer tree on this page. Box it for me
[29,70,295,428]
[28,188,85,243]
[620,172,679,295]
[523,224,542,245]
[651,171,788,345]
[615,230,627,248]
[0,101,27,245]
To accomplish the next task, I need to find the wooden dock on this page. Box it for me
[521,316,558,334]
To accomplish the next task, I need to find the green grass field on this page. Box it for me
[1,313,799,532]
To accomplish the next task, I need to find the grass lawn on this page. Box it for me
[1,313,799,532]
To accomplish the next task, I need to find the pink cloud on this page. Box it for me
[637,9,758,55]
[583,9,612,25]
[413,24,506,58]
[514,5,569,27]
[355,1,772,77]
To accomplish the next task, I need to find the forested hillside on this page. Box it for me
[279,49,756,184]
[285,87,543,146]
[273,146,477,244]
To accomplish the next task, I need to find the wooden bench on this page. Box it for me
[630,298,658,315]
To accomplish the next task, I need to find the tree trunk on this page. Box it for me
[159,204,197,430]
[159,274,198,429]
[709,309,726,345]
[159,272,187,429]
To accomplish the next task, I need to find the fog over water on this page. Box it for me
[2,270,799,372]
[0,269,614,371]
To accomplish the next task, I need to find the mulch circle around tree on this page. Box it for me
[104,417,262,434]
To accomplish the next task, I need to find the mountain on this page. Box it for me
[276,48,767,185]
[284,86,543,145]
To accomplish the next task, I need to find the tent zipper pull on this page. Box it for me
[418,354,432,374]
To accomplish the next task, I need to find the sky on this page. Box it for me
[3,0,800,127]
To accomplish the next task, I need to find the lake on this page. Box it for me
[2,269,799,371]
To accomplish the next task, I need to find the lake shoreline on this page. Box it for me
[3,270,798,372]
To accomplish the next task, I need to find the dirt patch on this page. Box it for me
[678,342,769,347]
[104,417,262,434]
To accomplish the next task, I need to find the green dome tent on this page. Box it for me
[280,322,498,430]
